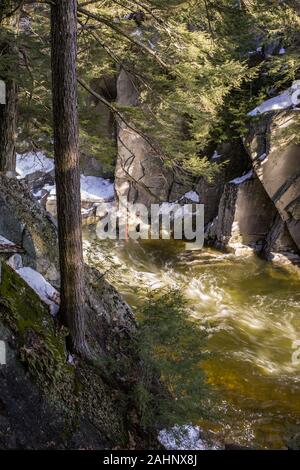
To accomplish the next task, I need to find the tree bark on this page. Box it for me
[0,7,18,174]
[50,0,89,357]
[0,76,17,173]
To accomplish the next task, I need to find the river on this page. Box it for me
[84,229,300,449]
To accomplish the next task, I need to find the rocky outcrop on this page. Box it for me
[0,174,59,286]
[244,110,300,252]
[0,175,161,449]
[115,70,190,206]
[196,141,250,225]
[205,108,300,268]
[15,153,115,229]
[206,173,277,255]
[263,214,300,267]
[0,262,157,449]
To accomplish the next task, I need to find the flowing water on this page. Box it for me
[84,230,300,449]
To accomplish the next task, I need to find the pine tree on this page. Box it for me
[50,0,90,358]
[0,2,19,173]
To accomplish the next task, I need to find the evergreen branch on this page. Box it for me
[77,6,170,71]
[0,0,24,20]
[77,77,167,164]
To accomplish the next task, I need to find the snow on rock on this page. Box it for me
[158,425,210,451]
[40,176,114,203]
[258,152,267,161]
[16,152,115,204]
[0,236,22,253]
[183,191,200,203]
[212,150,222,160]
[248,81,300,116]
[80,175,115,202]
[33,184,56,200]
[16,152,54,178]
[8,258,60,316]
[230,169,253,185]
[6,254,23,270]
[0,235,15,247]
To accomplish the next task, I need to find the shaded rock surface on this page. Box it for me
[0,177,161,449]
[206,174,277,255]
[115,70,191,206]
[196,141,250,225]
[0,174,59,286]
[244,110,300,252]
[205,108,300,269]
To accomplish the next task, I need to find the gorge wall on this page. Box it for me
[114,75,300,269]
[0,177,160,449]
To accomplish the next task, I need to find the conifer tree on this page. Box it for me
[0,1,19,173]
[51,0,89,357]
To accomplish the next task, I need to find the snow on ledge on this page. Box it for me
[0,235,22,253]
[80,175,115,202]
[16,152,54,178]
[17,267,60,316]
[158,425,211,451]
[230,170,253,185]
[34,176,115,204]
[7,256,60,316]
[248,81,300,116]
[16,153,115,203]
[182,191,200,203]
[0,235,15,247]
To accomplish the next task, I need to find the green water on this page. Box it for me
[84,232,300,449]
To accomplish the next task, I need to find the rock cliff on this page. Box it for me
[0,176,160,449]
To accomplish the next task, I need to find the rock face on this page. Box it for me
[244,110,300,252]
[205,109,300,268]
[263,214,300,267]
[115,70,190,206]
[196,141,250,225]
[0,262,151,449]
[0,176,160,449]
[206,174,277,255]
[0,175,59,286]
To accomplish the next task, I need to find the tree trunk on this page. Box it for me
[0,77,17,173]
[50,0,89,357]
[0,8,18,174]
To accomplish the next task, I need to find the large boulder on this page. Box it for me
[263,214,300,267]
[244,110,300,251]
[115,70,190,206]
[0,261,155,449]
[0,175,161,449]
[196,141,250,225]
[0,175,59,286]
[206,172,277,255]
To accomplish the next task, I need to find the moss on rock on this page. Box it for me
[0,262,139,447]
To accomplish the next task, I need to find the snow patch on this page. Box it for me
[212,150,222,160]
[42,176,115,203]
[16,152,54,178]
[258,152,267,161]
[80,175,115,202]
[16,153,114,204]
[158,425,209,451]
[183,191,200,203]
[0,235,15,247]
[8,258,60,316]
[230,170,253,185]
[248,81,300,116]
